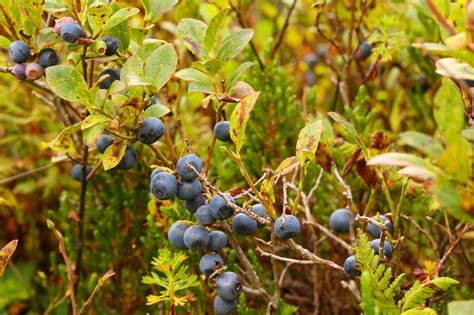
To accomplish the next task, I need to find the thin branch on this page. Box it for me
[256,247,314,265]
[270,0,297,58]
[426,0,457,35]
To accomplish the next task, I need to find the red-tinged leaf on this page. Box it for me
[0,240,18,277]
[230,91,260,153]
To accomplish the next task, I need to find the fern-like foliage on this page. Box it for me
[142,248,200,308]
[355,230,458,315]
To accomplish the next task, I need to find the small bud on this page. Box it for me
[91,40,107,55]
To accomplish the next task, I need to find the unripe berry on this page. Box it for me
[150,172,178,200]
[67,53,81,66]
[176,154,202,181]
[199,253,224,276]
[25,63,44,80]
[167,222,189,248]
[183,225,210,250]
[232,213,257,235]
[216,271,242,301]
[343,255,361,277]
[91,40,107,55]
[274,215,301,239]
[12,64,26,80]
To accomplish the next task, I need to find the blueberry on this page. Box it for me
[367,215,393,238]
[329,208,355,233]
[150,172,178,200]
[274,215,301,239]
[177,179,202,201]
[214,296,237,315]
[185,195,205,213]
[199,253,224,276]
[355,41,373,61]
[54,17,76,34]
[167,222,189,248]
[216,271,242,301]
[370,239,393,257]
[176,154,202,181]
[116,144,136,170]
[98,68,121,90]
[304,53,318,68]
[209,194,235,220]
[137,117,165,144]
[25,63,44,80]
[305,72,316,86]
[70,164,90,181]
[9,41,30,63]
[183,225,210,250]
[208,230,227,251]
[232,213,257,235]
[37,48,58,68]
[60,22,83,43]
[150,168,162,180]
[343,255,361,277]
[12,64,26,80]
[214,121,231,142]
[103,35,119,56]
[250,204,266,228]
[96,135,113,154]
[196,205,216,226]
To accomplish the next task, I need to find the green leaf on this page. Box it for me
[227,61,253,91]
[203,8,230,52]
[106,3,132,53]
[434,79,465,143]
[188,82,214,94]
[461,128,474,141]
[144,44,178,91]
[398,131,443,158]
[102,141,127,170]
[144,105,171,119]
[230,92,260,153]
[121,54,148,86]
[141,0,178,24]
[103,7,140,30]
[81,114,111,130]
[328,112,359,139]
[402,308,436,315]
[82,122,108,147]
[175,68,213,86]
[176,18,207,57]
[46,65,92,106]
[295,120,323,164]
[49,123,82,150]
[87,1,113,34]
[216,29,254,61]
[367,153,433,169]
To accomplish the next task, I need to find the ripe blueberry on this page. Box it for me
[98,68,121,90]
[214,296,237,315]
[355,41,373,60]
[167,222,189,248]
[329,208,355,233]
[150,172,177,200]
[196,205,216,226]
[25,63,44,80]
[343,255,361,277]
[38,49,58,68]
[54,17,76,34]
[183,225,210,250]
[71,164,90,181]
[232,213,257,235]
[177,179,202,201]
[370,239,393,257]
[250,203,266,228]
[60,22,83,43]
[208,230,227,251]
[96,134,113,154]
[116,144,136,170]
[185,195,205,213]
[12,64,26,80]
[274,215,301,239]
[304,53,318,68]
[137,117,165,144]
[199,253,224,276]
[216,271,242,301]
[176,154,202,181]
[367,215,393,238]
[9,41,30,63]
[209,194,235,220]
[150,168,162,180]
[103,35,119,56]
[214,121,231,142]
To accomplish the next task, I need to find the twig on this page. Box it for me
[270,0,297,58]
[0,156,69,185]
[401,215,438,257]
[437,224,471,271]
[256,247,314,265]
[426,0,457,35]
